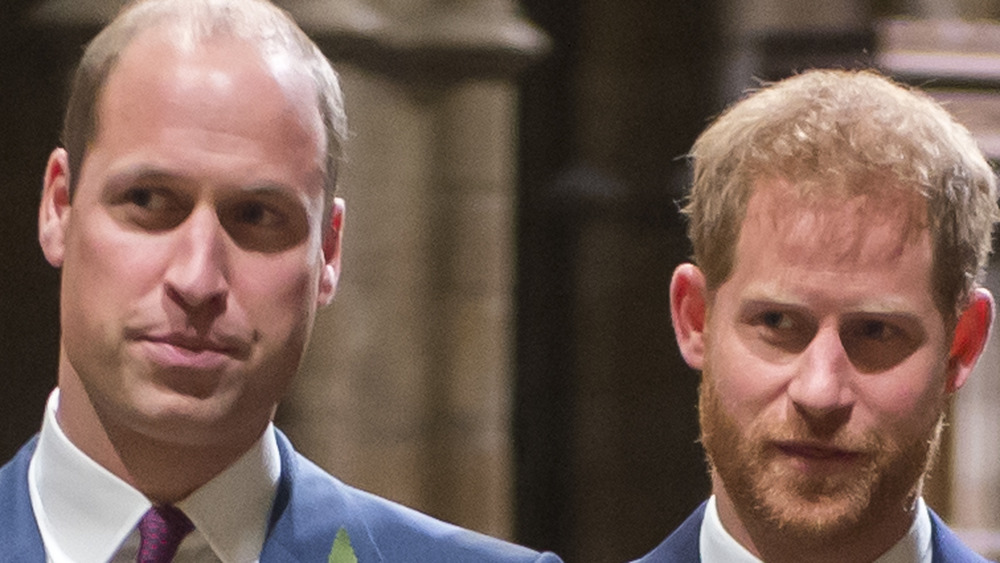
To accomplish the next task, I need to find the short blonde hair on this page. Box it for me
[686,69,998,317]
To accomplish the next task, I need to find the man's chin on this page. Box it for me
[115,390,242,444]
[747,480,873,541]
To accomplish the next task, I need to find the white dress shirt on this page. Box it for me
[28,389,281,563]
[700,495,933,563]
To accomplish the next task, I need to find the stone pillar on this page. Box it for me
[277,0,547,538]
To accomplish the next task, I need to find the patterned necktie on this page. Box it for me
[137,505,195,563]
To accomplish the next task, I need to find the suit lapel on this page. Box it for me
[636,502,988,563]
[928,508,988,563]
[635,501,705,562]
[0,437,48,561]
[260,429,384,562]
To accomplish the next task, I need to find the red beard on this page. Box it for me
[698,366,942,544]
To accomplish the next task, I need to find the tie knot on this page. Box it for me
[137,505,194,563]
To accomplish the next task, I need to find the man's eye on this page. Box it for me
[744,309,813,353]
[219,199,306,253]
[115,187,187,230]
[856,320,897,342]
[126,187,163,209]
[761,311,795,331]
[840,318,923,373]
[233,202,280,227]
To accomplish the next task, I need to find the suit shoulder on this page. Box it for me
[268,439,560,562]
[343,481,559,562]
[632,501,706,563]
[928,509,993,563]
[0,437,47,560]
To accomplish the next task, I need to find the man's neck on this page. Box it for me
[56,366,261,504]
[712,479,917,563]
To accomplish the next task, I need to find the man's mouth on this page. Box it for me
[773,441,865,465]
[134,331,251,369]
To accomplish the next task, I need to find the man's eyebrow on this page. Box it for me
[739,298,802,310]
[102,167,301,196]
[738,281,928,313]
[237,182,298,195]
[736,283,803,307]
[738,295,926,320]
[103,165,179,186]
[735,299,808,321]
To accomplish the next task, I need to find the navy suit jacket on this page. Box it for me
[635,501,992,563]
[0,431,561,562]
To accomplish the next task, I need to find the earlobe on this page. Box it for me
[317,197,345,306]
[946,288,994,393]
[671,263,709,369]
[39,148,72,268]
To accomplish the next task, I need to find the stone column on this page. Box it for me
[276,0,547,538]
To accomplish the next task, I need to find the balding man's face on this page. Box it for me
[40,30,342,451]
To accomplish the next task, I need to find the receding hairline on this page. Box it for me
[62,0,348,225]
[115,25,327,135]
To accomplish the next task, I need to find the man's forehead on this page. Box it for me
[746,177,928,235]
[112,23,316,94]
[99,26,325,152]
[738,177,931,269]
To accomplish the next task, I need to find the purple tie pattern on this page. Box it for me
[137,505,194,563]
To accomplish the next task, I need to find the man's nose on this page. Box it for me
[163,207,229,314]
[786,325,856,420]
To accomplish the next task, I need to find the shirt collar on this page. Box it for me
[176,417,280,562]
[700,496,763,563]
[876,497,933,563]
[700,495,933,563]
[29,388,280,563]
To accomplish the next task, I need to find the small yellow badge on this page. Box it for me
[328,527,358,563]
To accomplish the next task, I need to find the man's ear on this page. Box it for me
[39,148,72,268]
[671,263,709,369]
[317,197,345,306]
[946,287,994,393]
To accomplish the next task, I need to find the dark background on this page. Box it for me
[2,1,903,561]
[1,0,68,476]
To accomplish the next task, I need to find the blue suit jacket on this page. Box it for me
[0,431,561,562]
[634,501,992,563]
